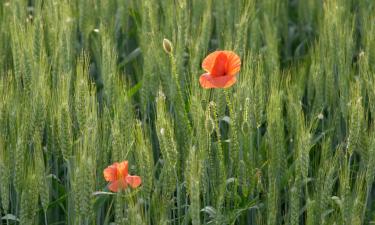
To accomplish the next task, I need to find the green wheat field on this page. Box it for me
[0,0,375,224]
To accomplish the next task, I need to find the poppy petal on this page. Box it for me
[117,161,129,177]
[108,181,119,192]
[202,51,221,73]
[223,51,241,76]
[103,164,118,182]
[210,52,228,76]
[199,73,237,89]
[126,176,142,188]
[108,179,128,192]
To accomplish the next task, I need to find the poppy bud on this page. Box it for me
[163,38,173,54]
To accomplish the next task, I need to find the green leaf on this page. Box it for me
[1,214,19,221]
[127,81,143,97]
[118,47,142,68]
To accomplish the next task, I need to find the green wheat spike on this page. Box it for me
[186,146,201,225]
[19,173,39,225]
[0,134,10,214]
[134,121,154,199]
[60,105,73,160]
[289,183,300,225]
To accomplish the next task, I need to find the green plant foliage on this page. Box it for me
[0,0,374,224]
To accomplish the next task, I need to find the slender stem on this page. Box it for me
[44,211,48,225]
[208,89,213,103]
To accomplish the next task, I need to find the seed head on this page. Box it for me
[163,38,173,54]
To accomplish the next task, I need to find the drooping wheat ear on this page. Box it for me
[210,101,226,208]
[98,107,112,174]
[262,15,280,80]
[234,1,255,57]
[72,125,96,224]
[156,90,178,197]
[14,135,25,192]
[60,105,72,160]
[266,88,285,225]
[364,132,375,220]
[188,94,210,210]
[34,94,46,136]
[156,90,178,168]
[168,45,193,173]
[267,179,278,225]
[306,198,316,225]
[239,96,252,197]
[0,141,10,214]
[100,31,118,103]
[33,132,49,213]
[224,90,240,179]
[190,0,212,87]
[289,98,311,184]
[175,0,189,81]
[10,20,24,91]
[351,172,367,225]
[76,78,88,134]
[127,193,146,225]
[140,45,157,116]
[204,101,215,186]
[139,1,161,115]
[111,93,134,161]
[115,194,127,225]
[118,94,134,157]
[254,59,267,126]
[153,91,177,222]
[347,81,365,156]
[134,121,153,198]
[186,146,201,225]
[73,154,95,223]
[19,173,39,225]
[316,148,339,224]
[289,183,300,225]
[111,119,122,162]
[0,103,10,214]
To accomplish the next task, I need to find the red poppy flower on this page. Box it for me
[103,161,142,192]
[199,51,241,89]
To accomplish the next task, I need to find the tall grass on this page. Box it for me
[0,0,374,224]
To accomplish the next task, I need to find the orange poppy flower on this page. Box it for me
[103,161,142,192]
[199,50,241,89]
